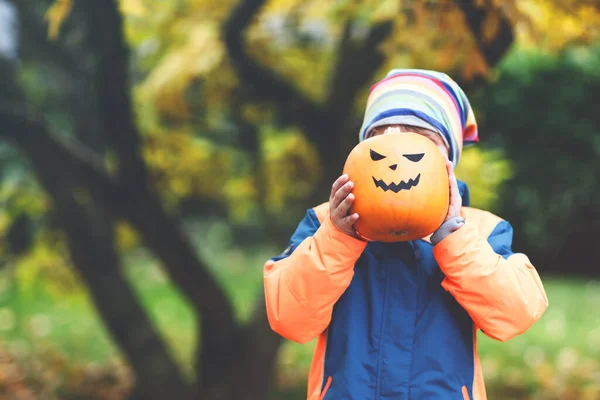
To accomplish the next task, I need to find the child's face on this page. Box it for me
[368,125,450,160]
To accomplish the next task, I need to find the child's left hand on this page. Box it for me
[444,159,462,222]
[430,159,465,245]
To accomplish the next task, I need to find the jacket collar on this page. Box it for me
[457,179,470,207]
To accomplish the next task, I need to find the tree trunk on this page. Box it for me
[59,204,194,400]
[0,122,194,399]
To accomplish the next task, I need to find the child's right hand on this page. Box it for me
[329,174,361,238]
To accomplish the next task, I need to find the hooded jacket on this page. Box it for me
[263,181,548,400]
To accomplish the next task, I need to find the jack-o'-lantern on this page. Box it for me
[342,132,449,242]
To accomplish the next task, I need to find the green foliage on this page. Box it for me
[454,145,513,211]
[0,147,86,299]
[0,245,597,399]
[259,124,321,214]
[0,156,48,262]
[473,44,600,264]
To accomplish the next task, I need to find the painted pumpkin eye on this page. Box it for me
[370,150,386,161]
[403,153,424,162]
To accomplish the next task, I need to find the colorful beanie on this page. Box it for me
[358,69,479,166]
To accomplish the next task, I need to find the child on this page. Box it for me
[263,69,548,400]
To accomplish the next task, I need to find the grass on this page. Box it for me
[0,238,598,399]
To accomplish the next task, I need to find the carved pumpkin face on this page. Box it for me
[342,132,449,242]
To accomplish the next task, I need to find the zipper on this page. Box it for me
[407,241,420,399]
[374,260,390,399]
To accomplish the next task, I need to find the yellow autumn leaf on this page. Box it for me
[455,146,513,210]
[223,176,258,222]
[14,232,66,293]
[514,0,600,50]
[120,0,147,17]
[115,221,141,250]
[260,125,320,212]
[241,103,274,125]
[262,0,305,16]
[141,128,237,201]
[436,41,461,71]
[482,9,500,44]
[45,0,74,40]
[138,22,224,118]
[369,0,399,23]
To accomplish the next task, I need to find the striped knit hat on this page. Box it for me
[358,69,479,166]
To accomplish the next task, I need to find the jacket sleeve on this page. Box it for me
[433,218,548,342]
[263,208,367,344]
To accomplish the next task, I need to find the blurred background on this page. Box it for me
[0,0,598,399]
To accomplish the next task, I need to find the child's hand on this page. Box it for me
[329,174,361,238]
[444,160,462,222]
[430,159,465,245]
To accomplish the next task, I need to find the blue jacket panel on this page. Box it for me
[270,181,527,399]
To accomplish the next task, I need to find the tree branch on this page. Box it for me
[76,0,148,187]
[0,104,119,204]
[8,1,82,77]
[307,19,395,206]
[325,20,393,117]
[224,0,394,204]
[65,1,244,389]
[322,19,394,146]
[223,0,327,135]
[237,297,283,399]
[59,203,194,400]
[455,0,514,68]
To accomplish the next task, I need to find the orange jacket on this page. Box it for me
[264,189,548,399]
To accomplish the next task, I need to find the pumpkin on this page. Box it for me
[342,132,449,242]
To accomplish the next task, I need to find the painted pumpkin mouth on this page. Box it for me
[372,174,421,193]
